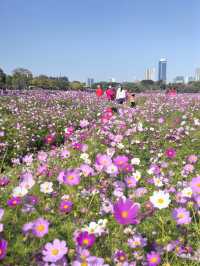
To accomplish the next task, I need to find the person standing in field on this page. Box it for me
[96,85,104,97]
[106,85,116,101]
[116,86,126,104]
[128,92,136,108]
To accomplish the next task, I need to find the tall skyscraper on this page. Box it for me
[144,68,156,81]
[158,58,167,82]
[87,78,94,87]
[195,68,200,81]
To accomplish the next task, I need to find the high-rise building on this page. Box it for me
[158,58,167,82]
[173,76,185,84]
[87,78,94,87]
[195,68,200,81]
[144,68,156,81]
[109,78,116,83]
[185,76,195,83]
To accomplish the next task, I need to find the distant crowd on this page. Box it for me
[96,85,136,108]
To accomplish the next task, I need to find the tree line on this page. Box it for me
[1,67,200,92]
[0,67,84,90]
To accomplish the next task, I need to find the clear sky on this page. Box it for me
[0,0,199,82]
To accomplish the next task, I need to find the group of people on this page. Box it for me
[166,87,177,97]
[96,85,136,108]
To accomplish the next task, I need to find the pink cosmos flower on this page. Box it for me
[63,169,81,186]
[146,251,161,266]
[0,239,7,260]
[32,218,49,238]
[172,207,191,225]
[42,239,68,263]
[59,200,73,213]
[113,198,140,225]
[190,176,200,194]
[76,231,95,248]
[165,148,176,159]
[7,197,22,207]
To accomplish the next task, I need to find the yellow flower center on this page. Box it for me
[119,255,125,262]
[157,198,164,204]
[68,175,74,180]
[13,200,17,205]
[150,257,158,263]
[63,204,69,209]
[51,248,59,256]
[178,213,185,219]
[121,211,128,218]
[133,240,140,246]
[0,249,2,255]
[197,183,200,188]
[37,224,45,232]
[81,262,88,266]
[83,238,89,245]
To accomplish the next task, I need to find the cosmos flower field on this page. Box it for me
[0,90,200,266]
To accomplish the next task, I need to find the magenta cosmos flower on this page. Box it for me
[45,134,55,145]
[32,218,49,238]
[63,169,81,186]
[76,231,95,248]
[146,251,161,266]
[165,148,176,159]
[59,200,73,213]
[125,176,137,188]
[113,155,128,168]
[187,154,198,164]
[172,207,191,225]
[95,154,112,169]
[7,196,22,207]
[114,250,127,263]
[0,239,7,260]
[113,198,140,225]
[190,176,200,194]
[42,239,68,263]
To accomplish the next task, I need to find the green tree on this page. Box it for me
[0,68,6,87]
[12,68,33,89]
[70,81,83,90]
[5,75,13,87]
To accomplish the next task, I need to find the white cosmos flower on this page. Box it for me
[85,159,91,165]
[80,153,89,160]
[181,187,193,198]
[131,158,140,165]
[132,171,141,181]
[12,186,28,197]
[20,178,35,190]
[0,224,3,232]
[150,190,171,209]
[153,177,164,187]
[40,182,53,194]
[117,143,124,149]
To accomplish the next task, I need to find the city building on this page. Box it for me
[185,76,195,83]
[173,76,185,84]
[195,68,200,81]
[87,78,94,87]
[158,58,167,82]
[109,78,116,83]
[144,68,156,81]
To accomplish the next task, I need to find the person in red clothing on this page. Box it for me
[96,85,104,97]
[106,85,116,101]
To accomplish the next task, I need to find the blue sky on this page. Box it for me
[0,0,199,82]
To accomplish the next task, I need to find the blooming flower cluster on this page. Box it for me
[0,91,200,265]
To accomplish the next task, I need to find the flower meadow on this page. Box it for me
[0,91,200,265]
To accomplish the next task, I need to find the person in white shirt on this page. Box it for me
[116,86,126,104]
